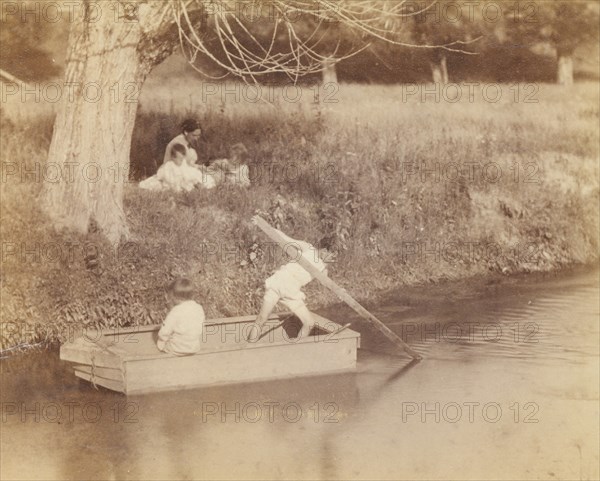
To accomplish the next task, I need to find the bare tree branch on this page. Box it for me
[167,0,480,80]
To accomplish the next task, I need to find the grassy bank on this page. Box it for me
[1,81,598,352]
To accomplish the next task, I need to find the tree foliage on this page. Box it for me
[506,1,599,56]
[0,1,61,81]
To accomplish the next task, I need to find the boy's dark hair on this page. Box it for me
[181,118,201,133]
[168,278,195,301]
[171,143,186,158]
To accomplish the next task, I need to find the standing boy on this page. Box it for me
[248,216,334,341]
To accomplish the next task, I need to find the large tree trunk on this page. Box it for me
[42,2,178,245]
[557,52,574,86]
[430,54,448,84]
[322,57,338,85]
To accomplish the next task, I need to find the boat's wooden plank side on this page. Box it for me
[125,366,357,395]
[60,343,124,370]
[119,328,360,362]
[86,313,288,337]
[73,364,124,382]
[124,337,358,394]
[74,371,125,393]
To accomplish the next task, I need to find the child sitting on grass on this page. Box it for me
[140,144,195,192]
[247,216,335,342]
[157,278,205,355]
[209,143,251,187]
[140,144,215,192]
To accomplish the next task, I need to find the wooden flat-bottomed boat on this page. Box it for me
[60,313,360,395]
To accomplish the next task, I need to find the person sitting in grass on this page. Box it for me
[164,118,203,168]
[247,216,335,342]
[209,143,251,187]
[157,278,205,355]
[166,118,219,188]
[140,143,215,192]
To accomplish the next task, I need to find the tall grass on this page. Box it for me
[1,81,598,351]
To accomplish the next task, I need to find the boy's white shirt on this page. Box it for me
[274,232,326,288]
[157,300,205,355]
[225,164,250,186]
[209,160,250,187]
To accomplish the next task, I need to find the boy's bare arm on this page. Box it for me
[158,314,175,342]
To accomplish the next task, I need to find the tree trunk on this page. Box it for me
[557,54,574,86]
[41,2,178,245]
[430,55,448,84]
[322,57,338,85]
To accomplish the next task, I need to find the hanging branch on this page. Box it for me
[168,0,480,80]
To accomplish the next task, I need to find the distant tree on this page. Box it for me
[505,1,600,86]
[409,0,481,83]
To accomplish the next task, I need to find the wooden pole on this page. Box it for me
[253,216,423,360]
[0,68,30,88]
[329,322,352,338]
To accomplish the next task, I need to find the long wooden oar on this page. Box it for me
[253,216,422,360]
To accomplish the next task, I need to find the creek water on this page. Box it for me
[1,268,598,480]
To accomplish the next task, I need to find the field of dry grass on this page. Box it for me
[1,80,598,351]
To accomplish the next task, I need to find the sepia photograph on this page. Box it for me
[1,1,598,479]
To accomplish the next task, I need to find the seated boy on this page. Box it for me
[210,143,251,187]
[140,144,196,193]
[157,278,205,355]
[247,216,334,342]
